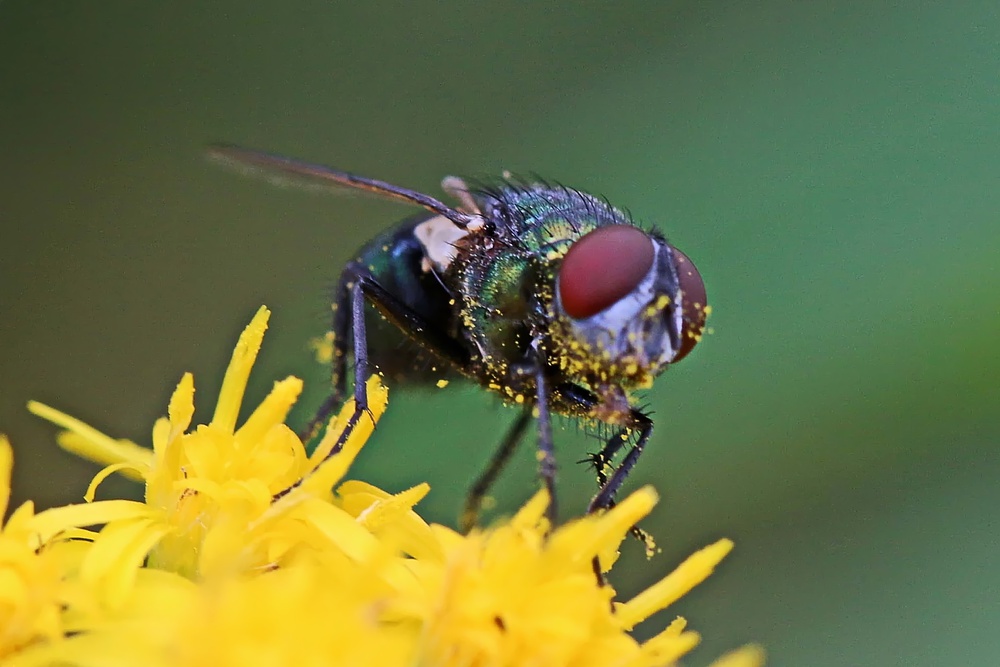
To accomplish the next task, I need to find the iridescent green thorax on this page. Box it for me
[445,183,641,404]
[475,183,618,257]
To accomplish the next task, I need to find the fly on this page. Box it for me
[208,144,709,529]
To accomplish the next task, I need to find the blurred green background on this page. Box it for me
[2,1,998,664]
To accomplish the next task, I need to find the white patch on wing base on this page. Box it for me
[414,215,469,272]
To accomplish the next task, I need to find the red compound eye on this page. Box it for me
[671,247,707,363]
[558,225,654,320]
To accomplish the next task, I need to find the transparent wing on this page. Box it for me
[207,143,474,226]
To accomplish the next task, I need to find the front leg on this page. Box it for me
[586,412,653,514]
[552,382,654,513]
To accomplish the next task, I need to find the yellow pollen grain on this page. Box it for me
[309,332,335,364]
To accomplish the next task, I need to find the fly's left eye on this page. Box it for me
[557,225,655,320]
[670,247,707,363]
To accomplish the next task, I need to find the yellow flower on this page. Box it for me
[28,307,402,585]
[0,436,81,657]
[11,307,763,667]
[400,488,735,667]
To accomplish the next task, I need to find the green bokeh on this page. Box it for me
[2,2,997,664]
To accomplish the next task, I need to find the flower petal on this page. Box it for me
[626,629,701,667]
[167,372,196,439]
[84,463,146,502]
[0,435,12,519]
[235,376,302,444]
[211,306,270,433]
[28,501,155,546]
[547,486,658,572]
[706,644,767,667]
[306,375,388,470]
[80,518,174,608]
[339,481,442,562]
[616,538,734,629]
[28,401,152,471]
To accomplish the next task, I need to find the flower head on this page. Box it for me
[10,307,762,667]
[0,436,83,658]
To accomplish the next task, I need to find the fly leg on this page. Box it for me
[529,344,559,527]
[462,340,558,532]
[588,413,657,579]
[552,382,654,513]
[296,269,354,445]
[552,382,655,584]
[280,263,471,499]
[587,411,653,514]
[460,408,532,533]
[584,428,630,491]
[578,417,656,549]
[330,265,473,458]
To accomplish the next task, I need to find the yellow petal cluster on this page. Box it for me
[2,306,762,667]
[0,438,69,659]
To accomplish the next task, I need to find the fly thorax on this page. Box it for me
[452,239,537,386]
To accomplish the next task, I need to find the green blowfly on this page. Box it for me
[209,144,709,530]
